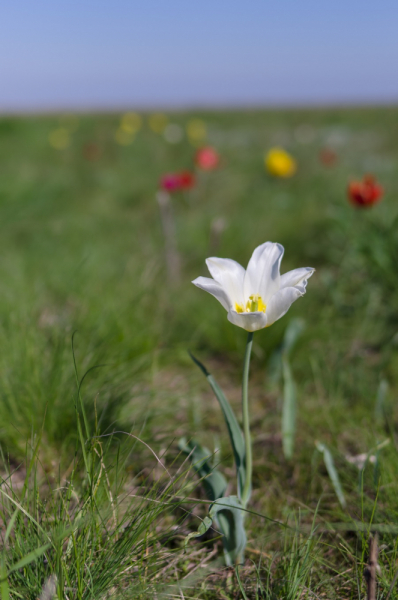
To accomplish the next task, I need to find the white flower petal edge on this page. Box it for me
[265,287,305,327]
[192,276,231,311]
[205,257,245,307]
[279,267,314,290]
[192,242,314,332]
[228,309,268,332]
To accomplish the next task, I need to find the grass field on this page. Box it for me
[1,107,398,598]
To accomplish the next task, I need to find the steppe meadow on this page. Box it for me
[0,107,398,598]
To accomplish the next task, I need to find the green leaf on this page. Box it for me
[179,437,227,501]
[210,496,247,566]
[189,353,246,498]
[280,319,304,460]
[316,442,346,509]
[184,496,247,566]
[282,357,296,460]
[267,346,284,387]
[283,318,305,357]
[267,318,304,387]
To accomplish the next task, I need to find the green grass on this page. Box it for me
[1,106,398,597]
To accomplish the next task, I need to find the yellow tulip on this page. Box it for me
[265,148,297,178]
[186,119,207,145]
[148,113,168,134]
[120,112,142,134]
[48,128,70,150]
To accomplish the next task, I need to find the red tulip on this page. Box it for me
[178,170,196,190]
[195,146,220,170]
[347,175,383,208]
[160,171,196,193]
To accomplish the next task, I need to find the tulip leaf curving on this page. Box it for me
[184,496,247,567]
[189,353,247,497]
[178,437,227,502]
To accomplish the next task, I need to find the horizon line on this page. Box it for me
[1,97,398,116]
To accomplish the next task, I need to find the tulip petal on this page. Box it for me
[205,258,245,306]
[192,276,230,311]
[265,286,304,327]
[280,267,315,290]
[227,309,268,332]
[244,242,284,303]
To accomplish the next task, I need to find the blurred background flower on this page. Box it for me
[163,123,184,144]
[186,119,207,146]
[48,127,71,150]
[120,112,142,134]
[149,113,168,134]
[265,148,297,178]
[347,175,383,208]
[179,171,196,189]
[160,171,195,192]
[195,146,220,170]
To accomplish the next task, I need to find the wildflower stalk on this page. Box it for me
[241,331,254,506]
[156,190,181,285]
[188,242,314,565]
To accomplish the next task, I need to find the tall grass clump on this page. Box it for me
[0,348,187,600]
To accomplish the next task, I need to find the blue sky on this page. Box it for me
[1,0,397,111]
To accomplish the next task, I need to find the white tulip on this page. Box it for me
[192,242,314,332]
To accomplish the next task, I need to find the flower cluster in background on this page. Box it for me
[160,171,196,193]
[48,111,386,211]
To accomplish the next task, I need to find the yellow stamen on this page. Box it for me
[235,295,266,314]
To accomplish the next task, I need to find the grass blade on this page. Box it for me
[316,441,346,509]
[0,543,51,582]
[374,378,389,423]
[0,558,9,600]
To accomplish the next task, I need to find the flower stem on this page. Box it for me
[241,331,254,507]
